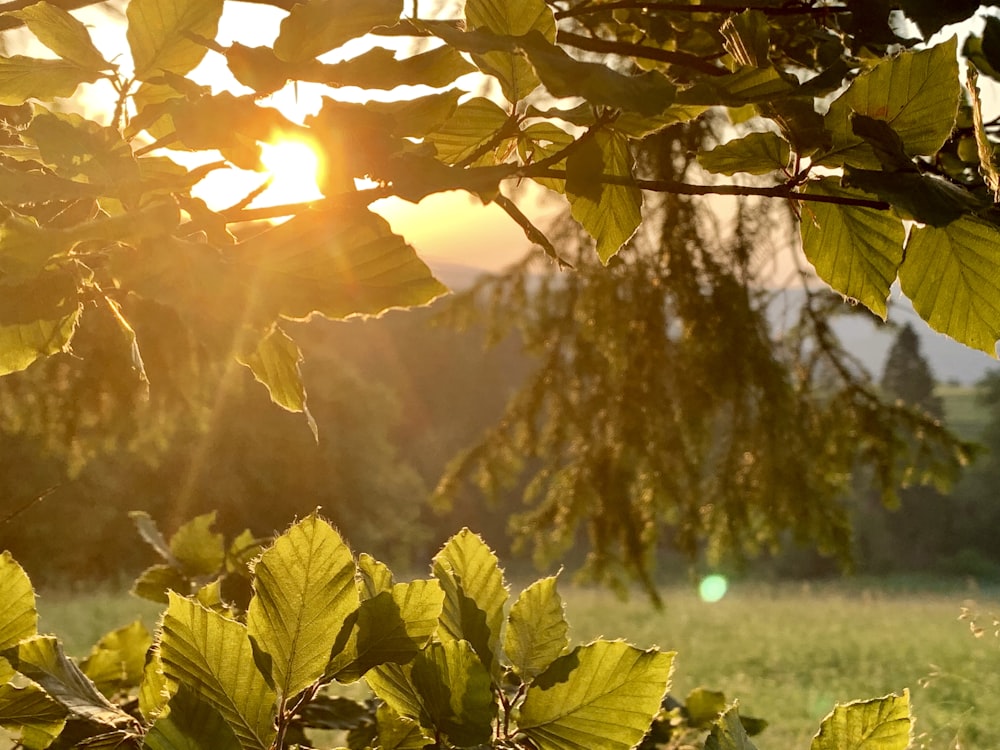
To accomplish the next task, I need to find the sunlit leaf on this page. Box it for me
[22,107,139,190]
[274,0,403,63]
[376,703,433,750]
[126,0,224,80]
[899,216,1000,355]
[686,688,728,727]
[81,621,153,699]
[818,38,959,168]
[138,650,170,724]
[503,576,568,680]
[466,0,555,103]
[357,553,394,599]
[236,326,316,434]
[131,564,190,605]
[11,636,130,728]
[431,528,508,677]
[698,131,790,175]
[518,642,674,750]
[159,594,277,750]
[5,2,111,71]
[519,32,675,117]
[409,640,495,746]
[566,131,641,264]
[0,682,66,750]
[0,268,82,376]
[0,551,36,651]
[169,512,224,579]
[0,56,100,105]
[799,177,904,320]
[364,663,423,726]
[721,10,770,67]
[230,206,448,321]
[246,515,358,699]
[313,46,475,90]
[145,683,241,750]
[678,66,796,106]
[425,97,511,166]
[705,704,758,750]
[968,67,1000,201]
[325,579,444,682]
[811,691,912,750]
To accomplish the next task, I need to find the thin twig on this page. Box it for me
[1,486,59,525]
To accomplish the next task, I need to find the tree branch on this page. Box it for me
[556,29,727,76]
[521,166,891,209]
[553,1,850,20]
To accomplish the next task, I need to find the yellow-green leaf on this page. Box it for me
[0,551,36,651]
[81,621,153,698]
[409,640,495,746]
[899,216,1000,355]
[518,642,674,750]
[5,2,111,71]
[274,0,403,64]
[311,46,476,90]
[705,704,758,750]
[466,0,554,103]
[431,528,508,678]
[126,0,224,80]
[503,576,568,680]
[237,326,316,435]
[159,594,277,750]
[426,97,511,166]
[0,682,66,749]
[0,55,100,104]
[698,131,790,175]
[246,515,358,700]
[138,650,170,724]
[817,38,959,168]
[567,131,641,264]
[0,268,82,376]
[144,684,241,750]
[799,177,904,320]
[169,512,225,578]
[811,691,912,750]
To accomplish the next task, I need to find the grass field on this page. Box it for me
[30,578,1000,750]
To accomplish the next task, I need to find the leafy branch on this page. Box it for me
[552,0,850,20]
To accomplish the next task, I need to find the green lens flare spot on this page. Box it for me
[698,574,728,603]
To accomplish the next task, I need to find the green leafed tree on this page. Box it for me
[0,0,996,584]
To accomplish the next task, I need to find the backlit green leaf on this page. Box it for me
[567,131,641,264]
[0,56,100,104]
[364,663,423,725]
[0,268,82,376]
[698,132,790,175]
[0,167,99,205]
[426,97,512,166]
[357,553,394,599]
[230,206,448,321]
[5,2,111,71]
[313,46,475,90]
[144,683,241,750]
[0,682,66,749]
[159,594,277,750]
[237,326,316,434]
[126,0,224,80]
[376,703,433,750]
[169,512,224,578]
[504,576,568,680]
[246,515,358,699]
[138,650,170,724]
[817,38,959,168]
[466,0,554,103]
[678,66,796,106]
[23,107,139,190]
[274,0,403,63]
[409,639,495,746]
[0,551,36,651]
[432,528,508,677]
[12,636,129,727]
[518,641,674,750]
[799,177,904,319]
[899,216,1000,355]
[81,621,153,698]
[811,691,912,750]
[705,704,758,750]
[686,688,727,727]
[131,564,190,605]
[325,578,444,682]
[520,32,675,117]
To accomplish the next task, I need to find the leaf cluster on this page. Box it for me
[0,0,997,426]
[1,514,915,750]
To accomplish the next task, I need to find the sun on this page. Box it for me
[256,136,325,207]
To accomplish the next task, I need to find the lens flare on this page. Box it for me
[698,574,728,603]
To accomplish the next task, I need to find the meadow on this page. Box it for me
[32,578,1000,750]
